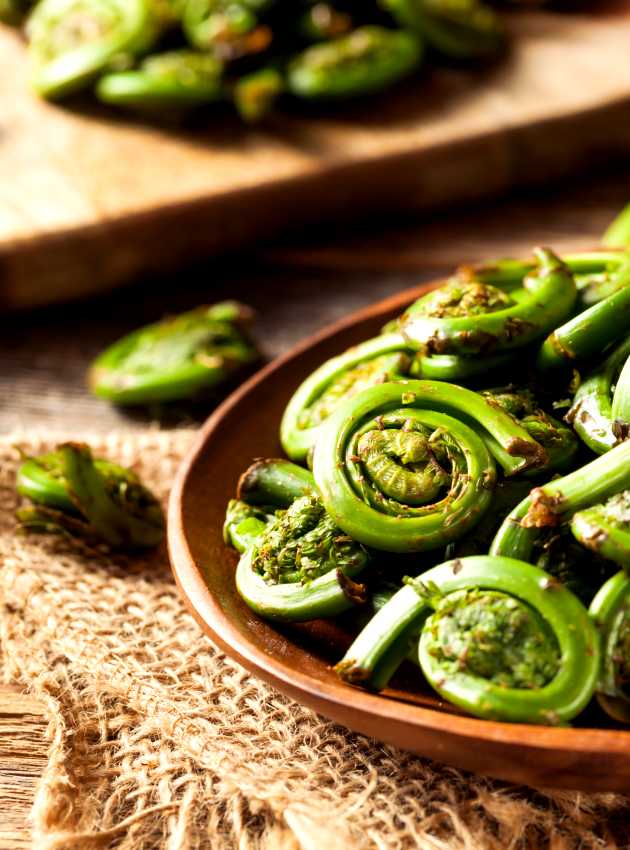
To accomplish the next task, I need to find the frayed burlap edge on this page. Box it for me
[1,431,629,850]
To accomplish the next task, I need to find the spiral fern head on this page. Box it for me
[251,495,368,585]
[422,588,560,690]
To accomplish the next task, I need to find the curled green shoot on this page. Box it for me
[490,440,630,562]
[400,248,577,357]
[16,443,164,549]
[336,555,599,725]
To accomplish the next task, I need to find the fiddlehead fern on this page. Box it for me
[490,440,630,561]
[27,0,162,99]
[536,286,630,373]
[183,0,273,59]
[287,26,423,99]
[399,248,577,357]
[336,555,599,724]
[571,491,630,571]
[234,494,370,621]
[89,301,259,406]
[226,459,368,620]
[566,336,630,455]
[381,0,504,59]
[312,380,548,553]
[223,499,274,552]
[280,333,415,462]
[479,386,578,475]
[96,49,224,108]
[237,458,316,506]
[443,249,630,311]
[16,443,164,548]
[589,571,630,724]
[225,459,314,553]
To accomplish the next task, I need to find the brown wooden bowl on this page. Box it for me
[168,281,630,792]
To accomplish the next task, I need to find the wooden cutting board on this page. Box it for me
[2,4,630,310]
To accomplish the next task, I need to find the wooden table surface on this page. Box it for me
[1,165,630,846]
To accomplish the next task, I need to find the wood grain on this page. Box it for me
[0,685,47,849]
[4,6,630,308]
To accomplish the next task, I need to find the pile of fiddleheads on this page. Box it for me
[225,205,630,727]
[3,0,577,122]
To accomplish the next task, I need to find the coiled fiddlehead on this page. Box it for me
[27,0,162,98]
[589,571,630,724]
[312,379,548,553]
[16,443,164,548]
[280,333,415,462]
[490,440,630,561]
[287,26,423,99]
[234,494,370,621]
[399,248,577,357]
[96,49,224,108]
[89,301,259,406]
[571,491,630,571]
[566,335,630,455]
[479,386,578,475]
[336,555,599,724]
[381,0,504,59]
[226,458,369,621]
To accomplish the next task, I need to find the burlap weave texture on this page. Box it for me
[1,432,629,850]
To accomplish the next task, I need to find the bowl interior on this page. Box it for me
[168,283,630,792]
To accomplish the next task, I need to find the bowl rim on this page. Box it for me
[168,280,630,789]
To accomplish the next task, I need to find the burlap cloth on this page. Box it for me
[2,431,630,850]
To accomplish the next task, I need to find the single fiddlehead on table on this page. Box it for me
[280,333,415,462]
[589,571,630,724]
[381,0,504,59]
[89,301,259,406]
[312,379,549,553]
[566,335,630,455]
[490,440,630,561]
[286,26,423,99]
[96,49,225,108]
[336,556,600,724]
[398,248,577,357]
[16,443,165,548]
[26,0,163,98]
